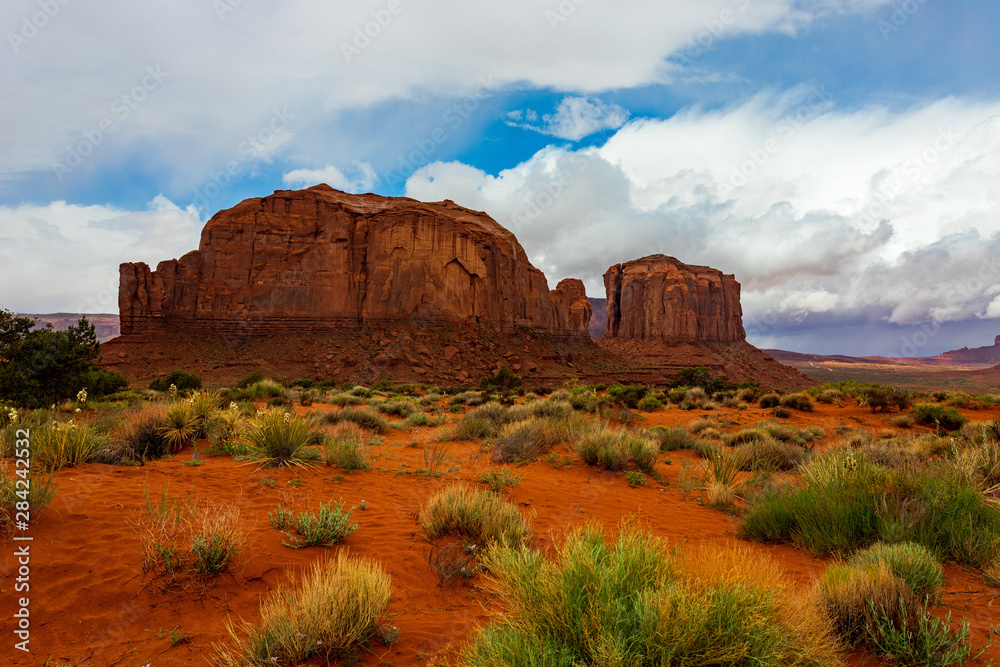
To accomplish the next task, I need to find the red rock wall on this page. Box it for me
[120,185,591,338]
[603,255,745,343]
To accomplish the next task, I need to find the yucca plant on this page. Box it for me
[158,403,198,453]
[246,411,317,468]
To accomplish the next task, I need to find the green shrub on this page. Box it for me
[636,394,663,411]
[374,399,415,417]
[235,371,265,389]
[480,366,522,391]
[281,500,358,548]
[419,484,531,547]
[323,425,371,471]
[758,393,781,409]
[149,370,203,392]
[463,523,840,667]
[912,403,967,431]
[479,469,522,494]
[81,367,129,396]
[606,383,648,409]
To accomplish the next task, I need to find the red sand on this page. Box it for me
[3,399,1000,666]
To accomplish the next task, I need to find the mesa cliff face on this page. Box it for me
[119,185,591,338]
[603,255,745,342]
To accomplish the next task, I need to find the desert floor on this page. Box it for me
[3,395,1000,667]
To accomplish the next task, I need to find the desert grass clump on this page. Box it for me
[319,406,387,434]
[0,463,57,528]
[158,402,198,453]
[758,392,782,409]
[847,542,943,603]
[817,559,985,663]
[479,468,522,494]
[107,401,170,462]
[280,500,358,548]
[214,552,392,666]
[189,501,247,576]
[33,421,106,470]
[490,417,569,463]
[419,484,531,547]
[246,411,318,468]
[780,392,815,412]
[644,425,694,451]
[574,426,658,473]
[322,423,371,471]
[373,398,416,417]
[188,390,221,439]
[733,435,809,472]
[462,522,840,667]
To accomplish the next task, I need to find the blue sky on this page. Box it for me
[3,0,1000,356]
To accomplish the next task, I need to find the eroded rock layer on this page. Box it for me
[603,255,745,343]
[119,185,591,338]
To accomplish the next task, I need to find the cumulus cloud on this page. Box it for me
[0,0,891,186]
[406,94,1000,351]
[283,162,377,192]
[0,197,201,313]
[506,97,630,141]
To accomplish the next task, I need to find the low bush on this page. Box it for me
[644,425,694,451]
[848,542,943,603]
[419,484,531,547]
[214,552,392,666]
[373,399,415,417]
[636,394,663,411]
[480,366,522,391]
[491,417,568,463]
[319,407,387,434]
[280,500,358,548]
[462,523,840,667]
[479,469,522,494]
[913,403,967,431]
[779,393,814,412]
[322,423,371,471]
[149,370,203,392]
[759,393,781,409]
[108,402,170,462]
[733,436,808,472]
[605,383,648,409]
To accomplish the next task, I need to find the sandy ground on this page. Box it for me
[2,398,1000,666]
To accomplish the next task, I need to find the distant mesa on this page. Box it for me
[120,184,591,339]
[767,333,1000,369]
[21,313,120,342]
[105,185,810,389]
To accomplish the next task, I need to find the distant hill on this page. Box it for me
[22,313,120,342]
[766,334,1000,369]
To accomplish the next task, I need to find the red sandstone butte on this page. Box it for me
[119,185,591,338]
[603,255,745,342]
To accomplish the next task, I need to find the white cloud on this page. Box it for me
[507,96,630,141]
[0,0,891,183]
[406,95,1000,334]
[0,197,202,313]
[283,162,377,192]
